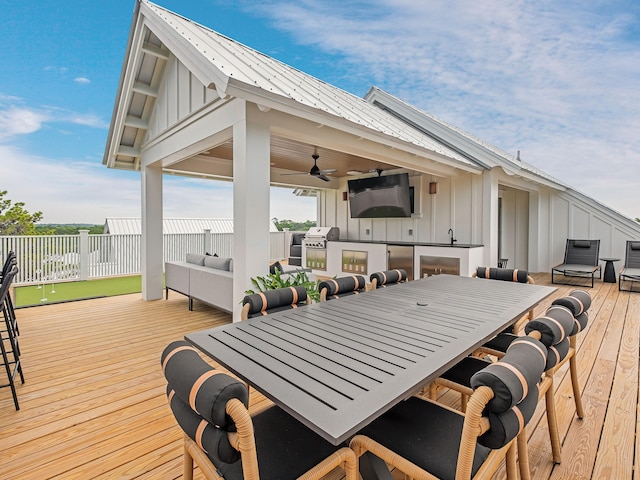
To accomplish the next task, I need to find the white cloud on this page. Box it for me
[0,99,108,139]
[0,145,317,224]
[0,106,49,138]
[74,77,91,85]
[66,112,108,128]
[43,66,68,75]
[248,0,640,219]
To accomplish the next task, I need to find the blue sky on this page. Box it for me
[1,0,639,223]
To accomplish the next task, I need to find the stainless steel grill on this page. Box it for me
[303,227,339,249]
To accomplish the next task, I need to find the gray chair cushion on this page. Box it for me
[204,255,232,271]
[186,253,206,265]
[471,336,546,413]
[475,267,529,283]
[242,286,308,318]
[573,240,592,248]
[479,385,539,449]
[568,289,592,312]
[545,338,570,370]
[167,385,239,464]
[369,269,407,287]
[525,305,575,347]
[161,341,248,428]
[320,275,366,297]
[162,341,249,465]
[357,396,491,480]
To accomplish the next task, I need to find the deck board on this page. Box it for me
[1,275,638,479]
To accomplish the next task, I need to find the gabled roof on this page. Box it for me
[104,0,479,173]
[366,87,640,228]
[365,86,568,190]
[104,217,278,235]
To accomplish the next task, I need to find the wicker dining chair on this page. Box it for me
[473,267,535,333]
[369,269,407,289]
[432,291,591,465]
[161,341,357,480]
[319,275,367,302]
[351,334,547,480]
[240,286,310,320]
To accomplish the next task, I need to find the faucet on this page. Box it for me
[448,228,457,246]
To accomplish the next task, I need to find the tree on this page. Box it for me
[271,218,316,231]
[0,190,43,235]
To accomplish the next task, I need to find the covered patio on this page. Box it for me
[104,1,640,328]
[2,274,638,479]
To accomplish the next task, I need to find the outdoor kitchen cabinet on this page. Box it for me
[419,255,460,277]
[341,250,368,275]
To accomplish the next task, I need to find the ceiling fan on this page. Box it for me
[281,150,336,182]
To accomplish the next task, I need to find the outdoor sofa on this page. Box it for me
[165,253,233,312]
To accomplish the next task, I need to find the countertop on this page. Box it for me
[330,240,483,249]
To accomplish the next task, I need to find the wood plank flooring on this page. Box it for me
[1,275,637,479]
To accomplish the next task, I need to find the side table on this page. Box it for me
[600,257,620,283]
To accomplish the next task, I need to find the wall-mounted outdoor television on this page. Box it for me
[348,173,412,218]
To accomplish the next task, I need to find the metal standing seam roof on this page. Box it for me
[366,86,568,187]
[138,1,477,169]
[104,218,278,235]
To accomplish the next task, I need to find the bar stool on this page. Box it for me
[1,264,24,410]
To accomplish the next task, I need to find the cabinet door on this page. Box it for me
[306,249,327,271]
[342,250,368,274]
[420,255,460,277]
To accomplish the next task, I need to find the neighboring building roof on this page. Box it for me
[104,218,278,235]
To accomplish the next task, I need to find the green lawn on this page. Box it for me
[14,275,144,307]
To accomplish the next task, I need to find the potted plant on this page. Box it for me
[245,269,320,303]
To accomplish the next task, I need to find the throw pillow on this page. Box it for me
[204,256,232,271]
[186,253,206,266]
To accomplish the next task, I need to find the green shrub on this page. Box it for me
[245,269,320,303]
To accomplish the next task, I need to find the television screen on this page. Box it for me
[348,173,412,218]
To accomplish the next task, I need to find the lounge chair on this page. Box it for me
[552,239,601,287]
[619,241,640,292]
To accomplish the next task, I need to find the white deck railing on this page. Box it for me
[1,230,295,285]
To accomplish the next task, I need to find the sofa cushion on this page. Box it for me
[186,253,206,265]
[204,256,232,271]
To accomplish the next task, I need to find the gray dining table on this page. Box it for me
[186,274,556,445]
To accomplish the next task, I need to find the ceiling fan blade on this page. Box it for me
[280,172,307,176]
[318,168,337,174]
[318,173,331,182]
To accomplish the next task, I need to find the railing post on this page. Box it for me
[203,229,211,255]
[79,230,89,281]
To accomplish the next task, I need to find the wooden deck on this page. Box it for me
[1,274,638,479]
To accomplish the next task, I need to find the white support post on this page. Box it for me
[78,229,90,281]
[482,169,500,268]
[203,229,211,255]
[232,103,271,322]
[141,163,164,301]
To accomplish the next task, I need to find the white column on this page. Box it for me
[141,163,164,300]
[232,104,271,322]
[482,168,499,268]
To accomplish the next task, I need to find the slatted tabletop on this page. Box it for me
[186,274,555,445]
